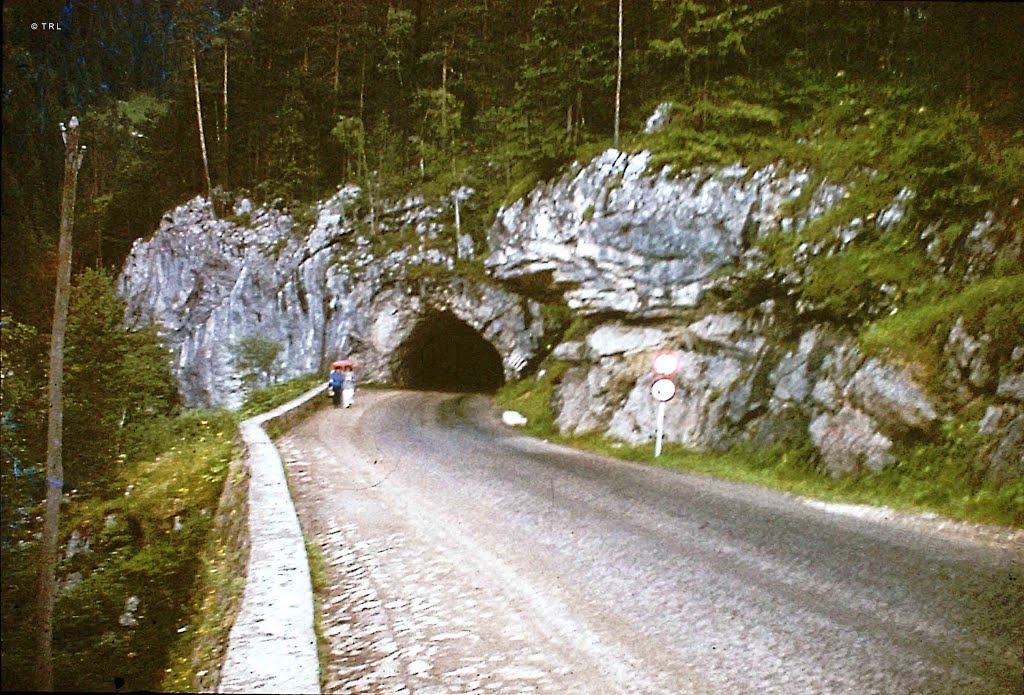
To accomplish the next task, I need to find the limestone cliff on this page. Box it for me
[118,148,1022,481]
[119,189,542,409]
[484,149,1022,481]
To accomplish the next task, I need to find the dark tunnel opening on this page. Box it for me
[392,310,506,392]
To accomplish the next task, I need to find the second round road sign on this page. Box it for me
[653,351,679,377]
[651,377,676,402]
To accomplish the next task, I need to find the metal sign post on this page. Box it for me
[651,351,679,458]
[650,374,676,458]
[655,400,666,457]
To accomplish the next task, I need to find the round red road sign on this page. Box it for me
[653,351,679,376]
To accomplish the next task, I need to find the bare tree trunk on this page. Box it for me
[443,44,461,237]
[359,55,366,118]
[333,23,342,93]
[575,88,584,146]
[361,146,377,236]
[92,168,102,266]
[36,116,85,692]
[454,194,461,236]
[213,92,221,145]
[192,46,213,202]
[614,0,623,149]
[441,46,448,147]
[223,43,229,185]
[566,102,573,145]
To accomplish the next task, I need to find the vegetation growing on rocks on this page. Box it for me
[4,1,1024,687]
[496,366,1024,528]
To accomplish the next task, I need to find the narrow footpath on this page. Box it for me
[218,397,320,694]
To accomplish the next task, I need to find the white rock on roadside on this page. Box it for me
[502,410,528,427]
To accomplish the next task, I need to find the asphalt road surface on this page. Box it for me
[278,390,1024,694]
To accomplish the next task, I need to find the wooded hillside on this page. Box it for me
[3,1,1022,327]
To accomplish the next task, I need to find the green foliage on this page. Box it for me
[121,410,225,466]
[451,256,490,284]
[861,273,1024,381]
[238,373,323,420]
[331,115,367,184]
[494,359,572,440]
[501,170,545,208]
[799,239,931,322]
[77,93,189,269]
[551,421,1022,528]
[266,91,325,203]
[0,314,47,536]
[64,269,180,489]
[642,94,785,169]
[232,335,284,391]
[516,0,615,164]
[649,1,783,88]
[892,106,991,226]
[1,410,238,691]
[303,534,331,689]
[161,448,249,692]
[475,106,536,194]
[121,323,182,423]
[539,303,575,347]
[412,87,463,178]
[365,114,416,202]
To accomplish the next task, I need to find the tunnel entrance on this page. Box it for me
[392,310,505,392]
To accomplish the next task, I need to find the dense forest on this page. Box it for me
[3,2,1023,690]
[3,1,1023,328]
[4,0,1023,527]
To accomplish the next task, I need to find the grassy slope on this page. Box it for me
[492,74,1023,530]
[0,412,236,692]
[496,368,1023,529]
[0,375,327,692]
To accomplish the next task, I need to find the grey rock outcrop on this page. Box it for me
[120,140,1021,482]
[845,358,939,435]
[482,146,1020,481]
[120,190,543,409]
[546,313,951,477]
[484,150,861,319]
[808,406,894,475]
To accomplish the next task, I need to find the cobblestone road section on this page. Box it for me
[218,389,322,694]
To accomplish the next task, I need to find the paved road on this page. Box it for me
[279,390,1024,694]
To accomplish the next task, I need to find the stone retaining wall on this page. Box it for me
[218,385,326,694]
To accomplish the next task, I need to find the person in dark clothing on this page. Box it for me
[328,368,344,408]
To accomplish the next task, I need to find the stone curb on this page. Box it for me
[218,385,326,694]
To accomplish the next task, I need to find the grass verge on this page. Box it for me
[238,373,324,420]
[0,411,238,692]
[496,371,1023,529]
[160,443,251,692]
[304,535,331,691]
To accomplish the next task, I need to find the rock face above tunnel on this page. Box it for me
[485,150,827,318]
[119,192,543,408]
[119,145,1022,482]
[485,147,1021,481]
